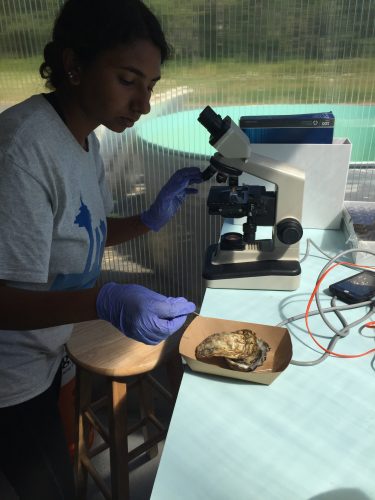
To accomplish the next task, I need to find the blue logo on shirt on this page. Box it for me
[50,198,106,290]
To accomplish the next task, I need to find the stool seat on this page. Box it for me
[67,319,181,377]
[66,319,184,500]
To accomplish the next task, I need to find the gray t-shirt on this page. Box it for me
[0,94,114,407]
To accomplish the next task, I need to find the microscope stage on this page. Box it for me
[203,244,301,291]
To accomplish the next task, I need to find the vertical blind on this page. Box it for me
[1,0,374,305]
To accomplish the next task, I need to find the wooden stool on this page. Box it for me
[66,319,183,500]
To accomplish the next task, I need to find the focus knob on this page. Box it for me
[276,218,303,245]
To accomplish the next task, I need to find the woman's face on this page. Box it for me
[73,39,161,133]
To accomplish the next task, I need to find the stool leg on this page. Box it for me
[107,379,129,500]
[74,367,92,500]
[165,353,184,402]
[139,375,159,460]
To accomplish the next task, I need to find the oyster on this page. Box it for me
[195,329,270,372]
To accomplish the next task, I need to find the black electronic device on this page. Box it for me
[328,270,375,304]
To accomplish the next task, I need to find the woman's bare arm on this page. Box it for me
[105,215,150,247]
[0,281,99,330]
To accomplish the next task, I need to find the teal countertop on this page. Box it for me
[151,228,375,500]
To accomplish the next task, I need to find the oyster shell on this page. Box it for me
[195,329,270,372]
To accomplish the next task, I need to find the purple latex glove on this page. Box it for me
[141,167,203,232]
[96,282,196,345]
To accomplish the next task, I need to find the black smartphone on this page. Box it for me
[328,270,375,304]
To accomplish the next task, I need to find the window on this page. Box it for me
[1,0,374,305]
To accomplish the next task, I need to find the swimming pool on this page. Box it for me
[136,104,375,162]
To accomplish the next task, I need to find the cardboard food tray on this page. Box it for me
[179,315,292,385]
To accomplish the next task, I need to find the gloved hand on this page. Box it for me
[141,167,203,232]
[96,282,196,345]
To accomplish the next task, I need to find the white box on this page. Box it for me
[239,139,352,229]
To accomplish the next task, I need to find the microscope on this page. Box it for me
[198,106,305,291]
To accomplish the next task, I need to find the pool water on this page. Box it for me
[136,104,374,162]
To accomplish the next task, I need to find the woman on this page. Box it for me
[0,0,201,498]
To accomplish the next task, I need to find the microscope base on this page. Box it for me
[203,244,301,290]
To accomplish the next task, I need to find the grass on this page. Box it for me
[1,56,374,106]
[162,57,375,105]
[0,56,46,104]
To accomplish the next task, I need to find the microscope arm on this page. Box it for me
[220,152,305,224]
[211,151,305,246]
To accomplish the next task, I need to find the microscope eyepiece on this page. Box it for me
[198,106,230,143]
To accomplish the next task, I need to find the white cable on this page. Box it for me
[278,240,375,366]
[300,238,336,263]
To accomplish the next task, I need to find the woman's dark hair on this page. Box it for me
[39,0,172,89]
